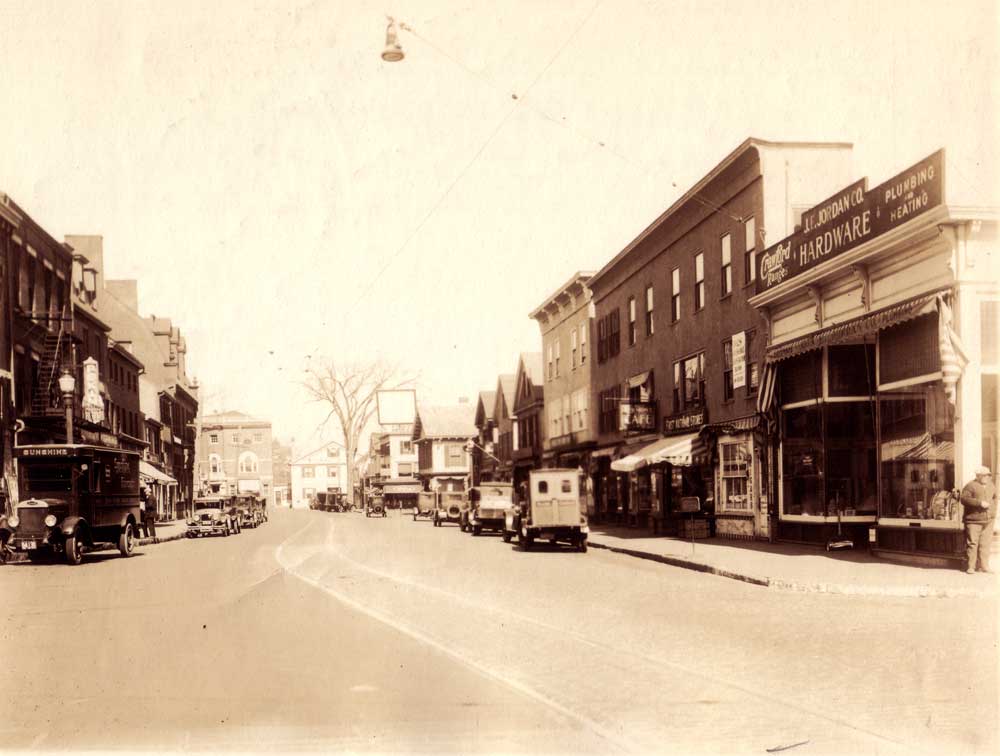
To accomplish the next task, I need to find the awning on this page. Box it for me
[140,460,178,486]
[383,480,422,495]
[765,291,941,364]
[237,479,261,493]
[702,415,761,435]
[882,433,955,462]
[610,432,708,472]
[628,370,651,388]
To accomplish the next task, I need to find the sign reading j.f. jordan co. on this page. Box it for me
[757,149,944,293]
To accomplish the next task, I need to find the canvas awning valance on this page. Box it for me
[140,460,177,486]
[764,291,942,365]
[610,432,708,473]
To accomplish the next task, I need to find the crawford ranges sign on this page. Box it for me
[756,149,944,293]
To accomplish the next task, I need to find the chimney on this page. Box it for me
[64,235,105,298]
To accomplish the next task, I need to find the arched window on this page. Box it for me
[209,454,222,475]
[238,451,259,474]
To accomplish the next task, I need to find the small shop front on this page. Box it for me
[382,477,422,508]
[751,149,998,564]
[610,432,710,534]
[702,416,770,541]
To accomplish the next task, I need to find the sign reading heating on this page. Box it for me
[376,389,417,426]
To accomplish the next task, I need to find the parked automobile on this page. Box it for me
[467,482,514,536]
[433,491,464,527]
[187,495,239,538]
[2,444,142,565]
[234,494,263,528]
[366,495,387,517]
[504,469,588,552]
[413,491,436,521]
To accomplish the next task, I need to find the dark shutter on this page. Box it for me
[879,313,939,385]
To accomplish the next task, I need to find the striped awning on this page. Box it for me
[140,460,177,486]
[610,432,707,472]
[764,291,940,365]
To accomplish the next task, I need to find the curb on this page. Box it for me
[587,539,997,599]
[3,530,187,564]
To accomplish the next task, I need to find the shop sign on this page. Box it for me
[549,432,578,449]
[732,331,746,389]
[756,149,944,293]
[663,408,705,434]
[619,401,657,433]
[678,496,700,513]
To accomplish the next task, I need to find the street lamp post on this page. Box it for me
[58,368,76,445]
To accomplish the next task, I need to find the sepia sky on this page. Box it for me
[1,0,997,450]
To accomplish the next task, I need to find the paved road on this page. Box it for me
[1,508,995,755]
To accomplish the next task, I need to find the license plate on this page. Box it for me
[19,540,37,551]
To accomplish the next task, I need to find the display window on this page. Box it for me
[878,382,956,523]
[720,440,751,511]
[779,344,877,520]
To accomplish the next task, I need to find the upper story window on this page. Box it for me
[238,451,259,474]
[744,216,757,285]
[674,353,705,412]
[597,309,620,364]
[230,432,239,444]
[571,329,578,368]
[209,454,222,475]
[302,465,315,478]
[326,447,340,458]
[694,252,705,311]
[721,234,732,297]
[598,385,621,434]
[555,340,561,377]
[400,439,413,454]
[446,443,465,467]
[580,322,588,364]
[327,466,339,478]
[209,433,219,444]
[671,268,681,323]
[723,339,734,401]
[628,296,637,346]
[254,432,263,443]
[547,344,554,380]
[645,285,654,336]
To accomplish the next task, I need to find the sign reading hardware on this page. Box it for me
[757,149,944,292]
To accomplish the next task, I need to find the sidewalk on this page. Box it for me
[587,524,999,599]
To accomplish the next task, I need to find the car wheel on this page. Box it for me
[473,524,481,537]
[118,523,135,558]
[502,530,512,543]
[579,538,588,553]
[65,533,83,566]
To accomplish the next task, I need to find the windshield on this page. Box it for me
[21,463,73,494]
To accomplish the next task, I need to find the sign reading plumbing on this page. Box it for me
[756,149,944,293]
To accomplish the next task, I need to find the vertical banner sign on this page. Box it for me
[732,331,746,389]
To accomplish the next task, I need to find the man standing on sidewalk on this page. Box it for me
[960,466,996,574]
[140,486,158,540]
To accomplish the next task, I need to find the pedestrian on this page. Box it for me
[141,486,158,540]
[960,465,996,574]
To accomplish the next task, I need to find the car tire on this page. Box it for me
[579,538,588,553]
[502,530,512,543]
[118,523,135,558]
[473,524,481,537]
[65,533,83,566]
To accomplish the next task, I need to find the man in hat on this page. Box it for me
[960,465,996,574]
[141,486,158,540]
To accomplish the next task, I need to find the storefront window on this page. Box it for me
[781,406,823,516]
[879,383,956,521]
[720,441,750,511]
[824,402,877,515]
[828,344,875,396]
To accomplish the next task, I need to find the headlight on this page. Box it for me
[8,515,19,528]
[44,514,58,527]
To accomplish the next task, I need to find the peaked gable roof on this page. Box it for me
[413,403,477,440]
[493,374,516,421]
[474,390,497,428]
[513,352,544,409]
[291,441,346,465]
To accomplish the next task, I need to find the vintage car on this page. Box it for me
[365,494,387,517]
[235,494,263,528]
[2,444,142,565]
[433,491,465,527]
[187,495,240,537]
[504,469,588,552]
[413,491,436,521]
[467,482,514,536]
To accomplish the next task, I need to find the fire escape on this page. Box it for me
[26,308,73,419]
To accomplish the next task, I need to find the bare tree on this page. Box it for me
[301,359,416,503]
